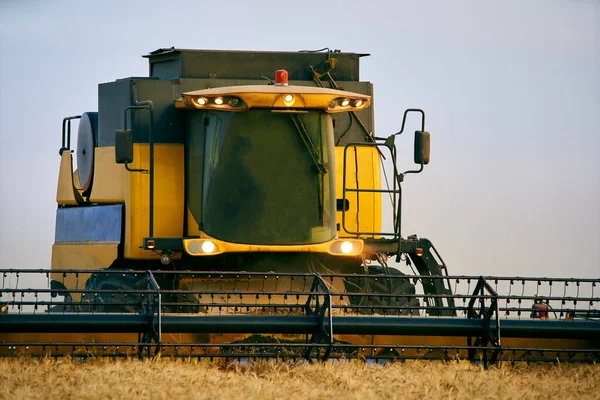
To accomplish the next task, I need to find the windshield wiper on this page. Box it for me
[289,114,327,175]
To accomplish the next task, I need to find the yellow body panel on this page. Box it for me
[187,207,202,237]
[51,242,119,300]
[74,144,185,260]
[89,146,125,203]
[335,146,382,238]
[124,144,185,259]
[72,168,82,196]
[56,152,83,205]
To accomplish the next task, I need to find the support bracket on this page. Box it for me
[304,273,333,361]
[139,270,162,357]
[467,276,501,367]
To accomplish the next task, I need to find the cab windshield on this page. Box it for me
[186,109,336,245]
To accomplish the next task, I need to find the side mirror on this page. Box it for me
[414,131,430,165]
[115,129,133,164]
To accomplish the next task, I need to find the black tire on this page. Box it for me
[344,265,420,315]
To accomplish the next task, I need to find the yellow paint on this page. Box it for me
[335,146,382,238]
[89,146,125,203]
[183,236,363,256]
[56,151,83,205]
[124,144,185,259]
[1,331,592,359]
[187,207,202,237]
[72,169,83,195]
[51,242,119,300]
[63,144,185,260]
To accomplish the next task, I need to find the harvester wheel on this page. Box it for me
[344,265,420,315]
[52,270,201,313]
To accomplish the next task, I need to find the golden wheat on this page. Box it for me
[0,358,598,400]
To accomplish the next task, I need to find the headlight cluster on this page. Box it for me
[188,96,247,110]
[327,98,366,111]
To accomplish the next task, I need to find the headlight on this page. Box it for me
[328,239,363,256]
[327,97,369,112]
[201,240,216,253]
[185,239,222,256]
[340,241,353,254]
[186,95,246,110]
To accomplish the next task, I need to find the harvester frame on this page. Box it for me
[1,48,598,364]
[1,269,598,365]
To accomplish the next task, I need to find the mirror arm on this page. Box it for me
[382,131,425,180]
[401,163,424,179]
[393,108,425,136]
[125,163,148,173]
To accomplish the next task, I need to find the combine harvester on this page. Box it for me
[1,49,598,364]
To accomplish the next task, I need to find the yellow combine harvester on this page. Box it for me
[0,48,598,364]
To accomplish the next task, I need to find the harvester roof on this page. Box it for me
[143,47,369,81]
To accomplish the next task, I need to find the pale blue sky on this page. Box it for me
[0,0,597,278]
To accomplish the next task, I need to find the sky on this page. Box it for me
[0,0,598,279]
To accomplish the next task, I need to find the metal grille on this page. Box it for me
[1,269,598,364]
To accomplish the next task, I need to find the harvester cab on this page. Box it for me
[51,48,453,310]
[1,48,597,363]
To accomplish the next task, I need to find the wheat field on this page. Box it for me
[1,358,598,400]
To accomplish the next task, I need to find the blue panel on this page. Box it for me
[55,205,122,243]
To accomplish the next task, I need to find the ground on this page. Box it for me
[1,358,598,399]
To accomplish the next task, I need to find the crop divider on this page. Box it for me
[467,276,501,368]
[304,273,333,361]
[139,270,161,357]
